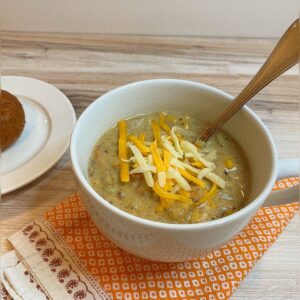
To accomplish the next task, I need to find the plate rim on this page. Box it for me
[1,76,76,194]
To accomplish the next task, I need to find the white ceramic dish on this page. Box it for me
[70,79,298,262]
[1,76,76,194]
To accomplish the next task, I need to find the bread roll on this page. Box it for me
[0,90,26,150]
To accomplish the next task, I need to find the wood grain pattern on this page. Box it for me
[0,32,299,299]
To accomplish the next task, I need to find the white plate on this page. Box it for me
[1,76,76,194]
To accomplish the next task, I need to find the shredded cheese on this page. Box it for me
[150,141,166,187]
[158,173,166,188]
[205,172,225,189]
[167,167,191,191]
[163,149,171,169]
[153,182,192,203]
[151,120,162,147]
[159,113,171,134]
[128,135,150,155]
[179,168,206,188]
[178,189,190,198]
[170,158,201,174]
[164,180,174,192]
[150,141,164,172]
[191,161,205,168]
[161,136,183,159]
[118,120,129,182]
[170,126,184,155]
[139,132,146,143]
[195,183,218,206]
[197,167,213,180]
[129,165,156,174]
[147,154,154,165]
[128,143,154,187]
[117,113,226,208]
[180,140,215,168]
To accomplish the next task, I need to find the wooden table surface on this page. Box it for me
[0,32,299,299]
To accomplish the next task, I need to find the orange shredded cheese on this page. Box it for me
[128,135,150,155]
[118,120,129,182]
[150,141,166,187]
[153,182,192,203]
[195,183,218,206]
[163,149,172,169]
[179,169,206,188]
[151,120,162,147]
[206,183,218,199]
[164,180,173,192]
[150,141,165,172]
[159,113,171,134]
[117,112,225,209]
[178,189,190,198]
[139,132,145,144]
[191,161,205,168]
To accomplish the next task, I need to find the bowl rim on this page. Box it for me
[70,79,278,231]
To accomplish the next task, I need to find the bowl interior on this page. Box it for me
[71,79,276,208]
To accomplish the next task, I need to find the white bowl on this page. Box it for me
[70,79,297,262]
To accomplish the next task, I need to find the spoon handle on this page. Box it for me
[200,19,299,142]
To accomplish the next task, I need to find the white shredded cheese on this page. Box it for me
[205,172,225,189]
[170,158,200,174]
[147,154,153,165]
[197,168,213,180]
[125,119,227,193]
[170,126,184,155]
[122,157,136,163]
[161,136,183,159]
[158,171,166,187]
[180,140,215,168]
[129,165,157,174]
[167,167,191,191]
[128,143,154,187]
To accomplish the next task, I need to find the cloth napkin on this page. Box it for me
[1,177,299,300]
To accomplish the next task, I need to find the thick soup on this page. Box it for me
[88,112,250,224]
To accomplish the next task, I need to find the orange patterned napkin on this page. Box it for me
[3,178,299,300]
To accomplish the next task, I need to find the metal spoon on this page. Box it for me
[199,19,299,142]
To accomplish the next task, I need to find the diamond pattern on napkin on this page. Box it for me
[44,178,299,300]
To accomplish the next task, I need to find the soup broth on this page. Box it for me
[88,112,250,224]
